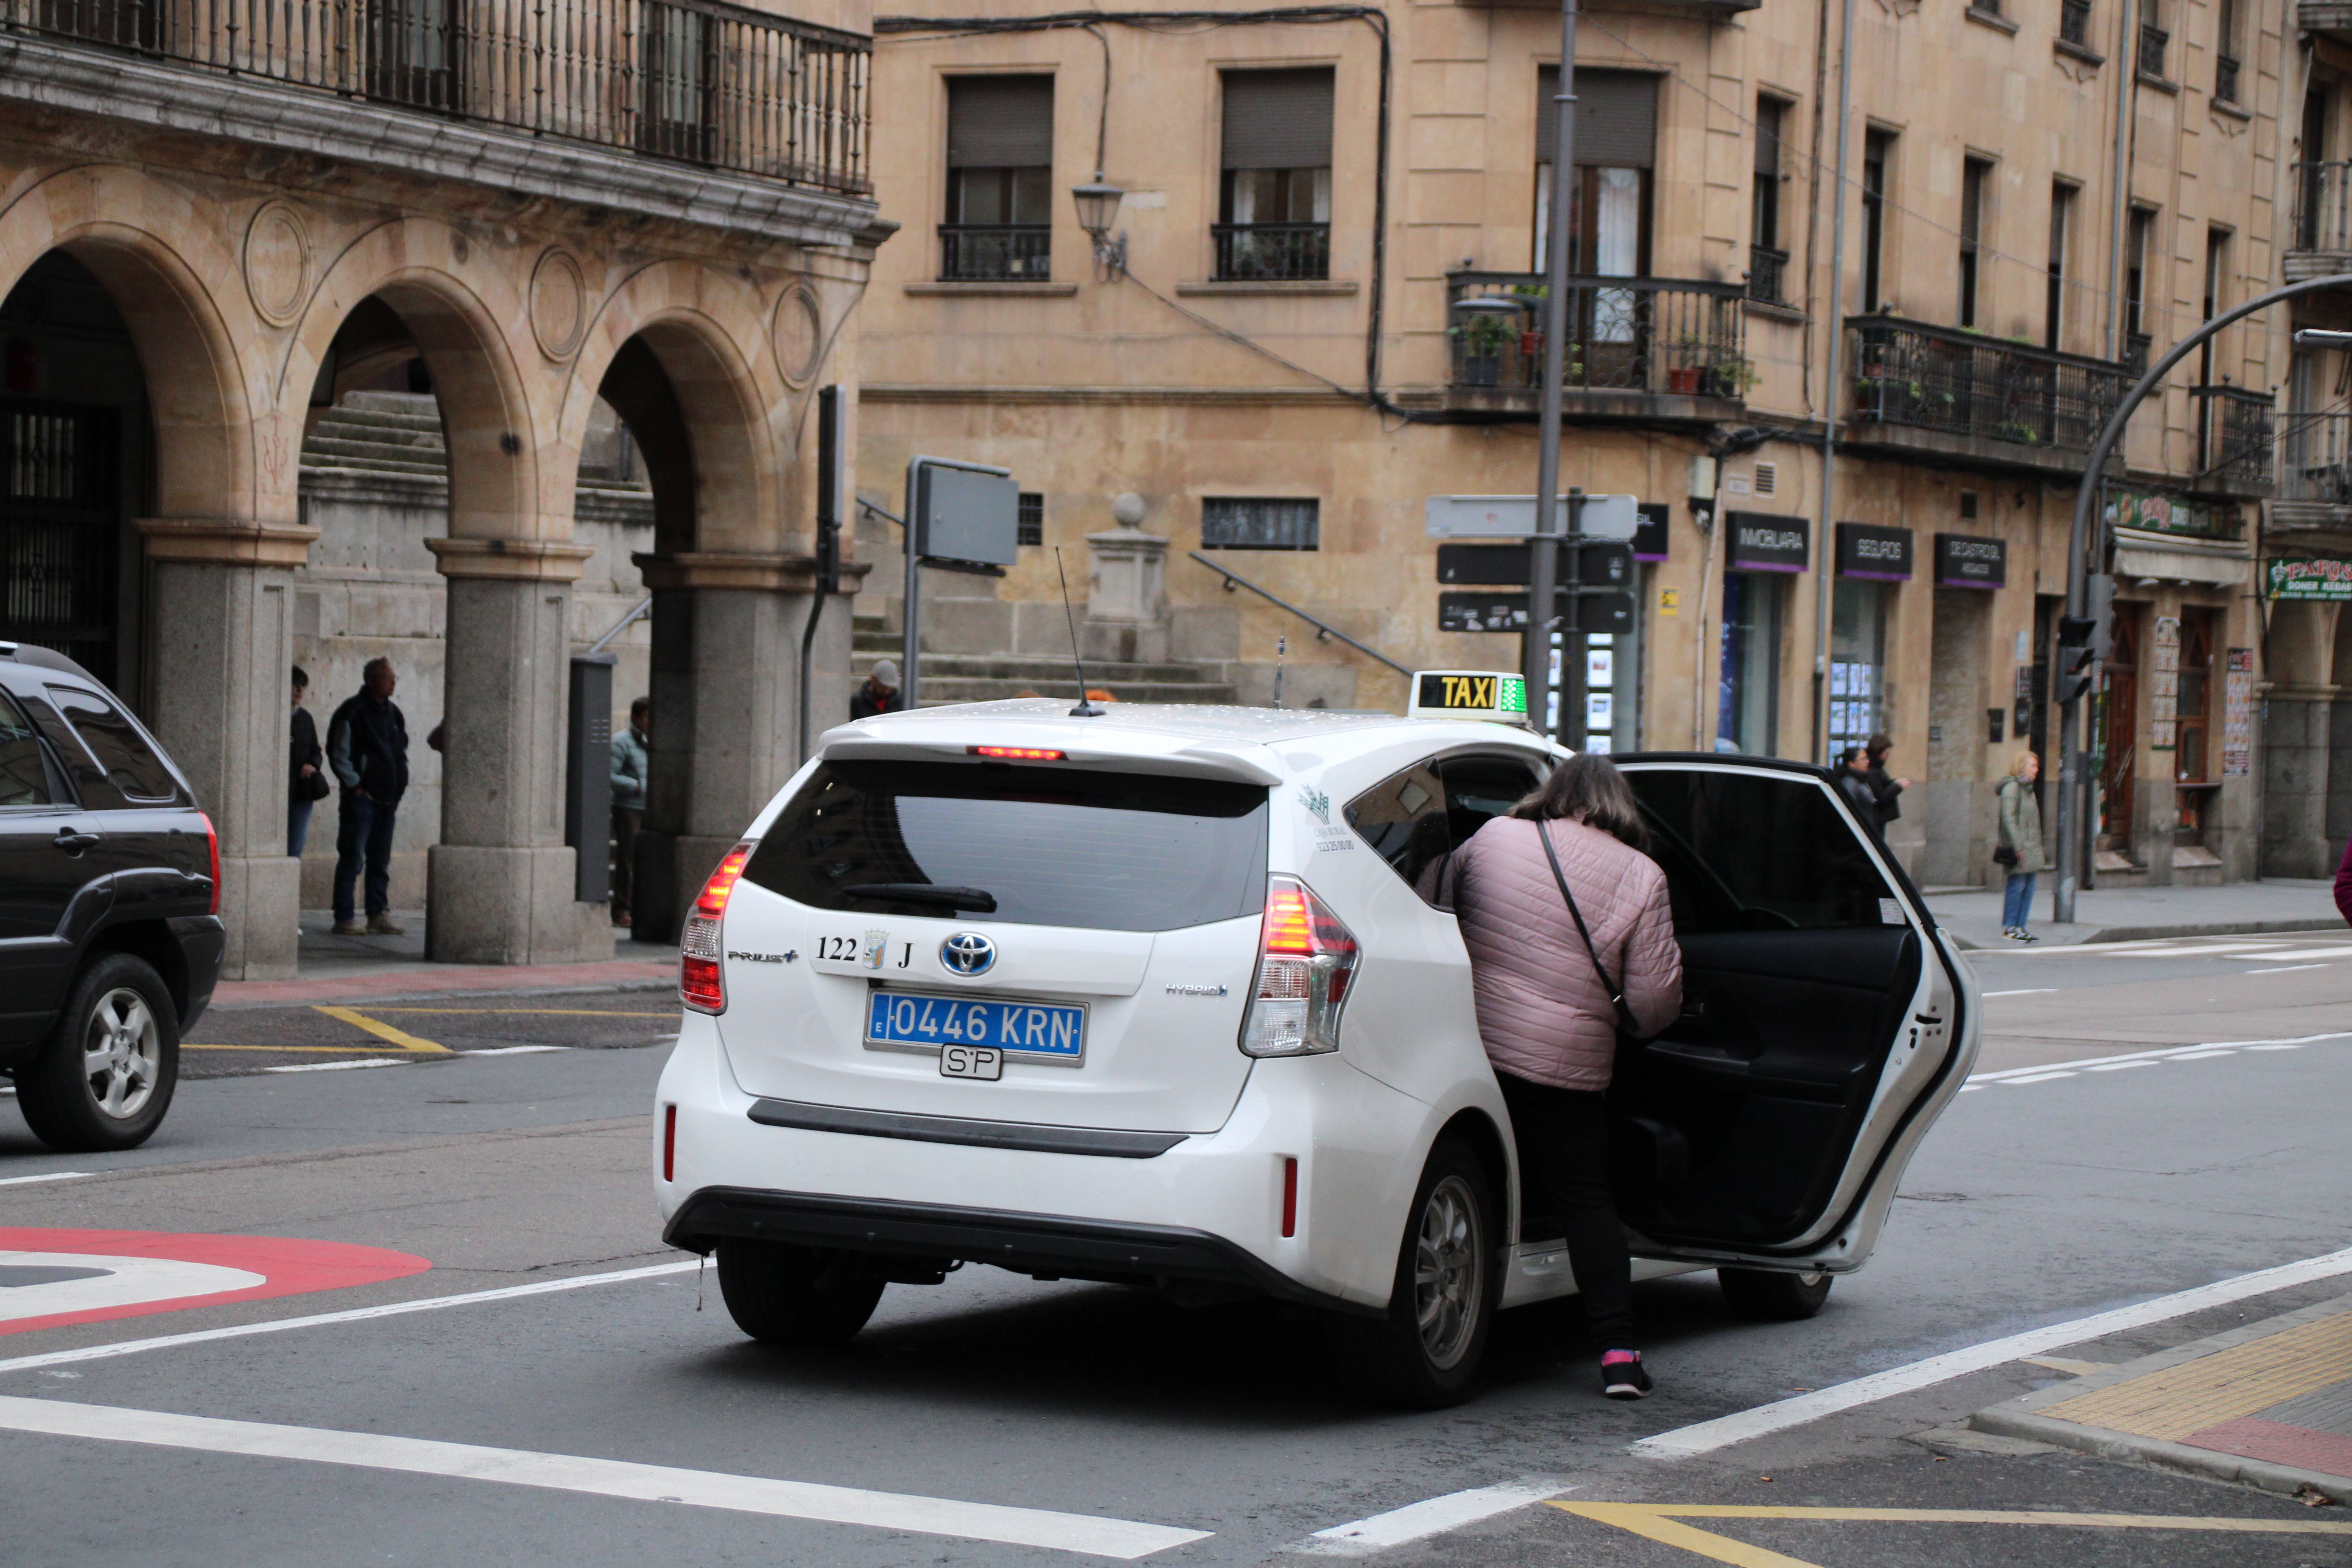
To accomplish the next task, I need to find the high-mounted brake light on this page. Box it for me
[1240,876,1358,1058]
[681,842,755,1013]
[969,745,1067,761]
[198,811,220,916]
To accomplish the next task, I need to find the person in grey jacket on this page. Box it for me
[1997,751,2047,943]
[1450,753,1682,1399]
[609,698,650,929]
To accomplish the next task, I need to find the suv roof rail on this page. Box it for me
[0,640,104,684]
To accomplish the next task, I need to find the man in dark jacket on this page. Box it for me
[1837,746,1886,840]
[850,660,901,720]
[326,657,410,936]
[1863,732,1909,833]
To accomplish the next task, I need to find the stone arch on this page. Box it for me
[287,219,546,541]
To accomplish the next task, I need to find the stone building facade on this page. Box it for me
[859,0,2322,887]
[0,0,886,977]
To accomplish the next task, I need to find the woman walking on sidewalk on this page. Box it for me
[1997,751,2047,943]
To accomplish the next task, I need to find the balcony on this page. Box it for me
[2190,386,2274,497]
[1747,245,1790,307]
[1845,318,2132,476]
[0,0,872,201]
[2288,162,2352,277]
[1212,223,1330,282]
[1443,272,1748,421]
[2300,0,2352,44]
[2274,410,2352,543]
[939,225,1050,282]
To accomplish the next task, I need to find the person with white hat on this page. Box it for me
[851,659,902,720]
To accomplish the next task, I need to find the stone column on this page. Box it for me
[628,552,864,944]
[423,537,608,965]
[138,517,320,981]
[2262,686,2339,878]
[1081,494,1170,666]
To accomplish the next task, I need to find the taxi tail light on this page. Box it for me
[198,811,220,915]
[1240,876,1357,1058]
[681,842,755,1014]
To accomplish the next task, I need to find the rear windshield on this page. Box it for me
[743,760,1270,932]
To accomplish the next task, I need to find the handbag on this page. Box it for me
[1534,818,1644,1046]
[303,766,332,802]
[1993,844,2018,868]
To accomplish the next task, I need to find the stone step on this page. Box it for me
[915,678,1240,706]
[343,391,440,416]
[298,454,449,479]
[301,435,446,466]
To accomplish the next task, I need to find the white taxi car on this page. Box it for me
[654,691,1977,1406]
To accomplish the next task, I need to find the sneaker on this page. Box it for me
[2012,929,2039,944]
[365,914,407,936]
[330,919,365,936]
[1601,1350,1653,1400]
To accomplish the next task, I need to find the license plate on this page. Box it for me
[940,1045,1004,1080]
[865,992,1087,1063]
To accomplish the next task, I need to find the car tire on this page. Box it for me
[714,1239,887,1347]
[15,953,180,1153]
[1330,1139,1497,1409]
[1719,1267,1833,1321]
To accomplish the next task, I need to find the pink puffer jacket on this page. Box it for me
[1449,815,1683,1091]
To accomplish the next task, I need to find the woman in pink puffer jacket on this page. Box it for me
[1450,753,1682,1399]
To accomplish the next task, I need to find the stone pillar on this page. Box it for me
[138,518,320,981]
[423,538,609,965]
[1081,494,1170,666]
[628,552,864,944]
[2262,687,2339,878]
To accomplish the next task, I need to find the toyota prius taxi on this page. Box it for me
[653,676,1978,1405]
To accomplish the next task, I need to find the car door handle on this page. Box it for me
[54,828,101,853]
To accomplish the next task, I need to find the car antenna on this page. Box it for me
[1054,546,1105,717]
[1272,633,1286,709]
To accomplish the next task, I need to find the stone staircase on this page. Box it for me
[299,391,652,518]
[852,616,1241,706]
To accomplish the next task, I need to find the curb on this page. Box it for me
[209,959,679,1010]
[1969,1291,2352,1504]
[1944,919,2345,951]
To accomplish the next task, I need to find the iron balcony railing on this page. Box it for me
[2294,161,2352,251]
[1212,223,1330,282]
[1747,244,1789,306]
[4,0,872,194]
[1447,272,1749,398]
[938,224,1049,281]
[1848,318,2131,454]
[2059,0,2092,45]
[2279,408,2352,505]
[2191,385,2273,493]
[2139,22,2168,76]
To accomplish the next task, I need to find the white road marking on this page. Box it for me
[1996,1071,2076,1085]
[264,1058,409,1074]
[1982,989,2056,998]
[0,1259,702,1377]
[1967,1031,2352,1083]
[0,1253,264,1324]
[2167,1049,2237,1060]
[2246,965,2328,975]
[1631,1243,2352,1459]
[461,1045,570,1056]
[1299,1479,1573,1556]
[2084,1061,2158,1073]
[2229,947,2352,962]
[0,1394,1208,1559]
[0,1172,95,1188]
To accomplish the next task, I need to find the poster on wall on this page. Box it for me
[2223,648,2254,776]
[2149,616,2180,751]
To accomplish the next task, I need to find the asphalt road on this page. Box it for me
[1,927,2347,1567]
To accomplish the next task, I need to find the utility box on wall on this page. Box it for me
[565,653,617,904]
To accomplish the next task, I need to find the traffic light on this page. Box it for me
[2053,573,2114,706]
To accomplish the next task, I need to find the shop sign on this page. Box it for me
[1835,523,1913,580]
[2223,648,2254,776]
[1935,533,2006,588]
[2265,557,2352,600]
[2107,488,2233,540]
[2149,615,2179,751]
[1726,511,1809,573]
[1633,503,1671,563]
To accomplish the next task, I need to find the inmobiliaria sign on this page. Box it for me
[1725,512,1809,572]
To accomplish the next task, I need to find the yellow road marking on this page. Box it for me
[2021,1355,2110,1376]
[2041,1310,2352,1440]
[358,1008,673,1017]
[183,1044,418,1054]
[1550,1501,2352,1567]
[310,1005,451,1054]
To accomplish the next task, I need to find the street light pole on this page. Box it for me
[2050,274,2352,924]
[1528,0,1577,741]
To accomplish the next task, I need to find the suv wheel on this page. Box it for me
[1719,1267,1833,1321]
[16,953,180,1152]
[1332,1139,1496,1408]
[714,1239,887,1347]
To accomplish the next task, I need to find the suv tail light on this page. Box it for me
[681,842,754,1014]
[198,811,220,916]
[1240,876,1358,1057]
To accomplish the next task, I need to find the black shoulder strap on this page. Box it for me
[1535,819,1639,1036]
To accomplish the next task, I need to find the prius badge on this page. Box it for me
[940,931,997,976]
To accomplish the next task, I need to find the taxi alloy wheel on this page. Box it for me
[1719,1266,1834,1321]
[15,953,180,1153]
[1415,1174,1485,1370]
[1334,1138,1496,1408]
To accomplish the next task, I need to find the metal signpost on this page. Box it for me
[1528,0,1579,744]
[901,455,1019,708]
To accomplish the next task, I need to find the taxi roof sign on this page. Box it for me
[1409,670,1529,725]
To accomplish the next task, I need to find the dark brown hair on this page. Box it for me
[1866,732,1893,765]
[1510,751,1649,851]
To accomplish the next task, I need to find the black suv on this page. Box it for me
[1,641,221,1151]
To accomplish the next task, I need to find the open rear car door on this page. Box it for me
[1600,756,1977,1274]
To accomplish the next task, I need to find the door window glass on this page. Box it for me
[0,693,55,806]
[1345,762,1452,906]
[44,685,178,806]
[1627,767,1900,932]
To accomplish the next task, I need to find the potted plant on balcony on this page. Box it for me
[1451,305,1517,387]
[1704,358,1759,400]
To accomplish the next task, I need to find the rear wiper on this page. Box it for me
[842,883,998,913]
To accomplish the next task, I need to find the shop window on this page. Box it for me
[1718,572,1783,755]
[2096,608,2141,850]
[1830,579,1890,754]
[2174,610,2218,845]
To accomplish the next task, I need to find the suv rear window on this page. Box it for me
[743,760,1269,933]
[46,686,178,806]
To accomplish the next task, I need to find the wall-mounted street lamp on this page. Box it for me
[1072,174,1126,274]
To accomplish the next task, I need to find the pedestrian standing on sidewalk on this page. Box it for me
[1449,754,1682,1401]
[325,657,410,937]
[850,660,901,720]
[1996,751,2047,944]
[610,697,650,929]
[1836,746,1885,839]
[288,666,326,858]
[2335,834,2352,926]
[1864,732,1910,835]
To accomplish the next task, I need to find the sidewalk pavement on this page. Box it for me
[1974,1292,2352,1504]
[209,909,678,1009]
[1925,878,2346,949]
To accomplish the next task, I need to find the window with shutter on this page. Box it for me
[942,76,1054,281]
[1216,68,1334,280]
[1532,68,1657,274]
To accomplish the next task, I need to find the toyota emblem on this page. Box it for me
[940,932,997,976]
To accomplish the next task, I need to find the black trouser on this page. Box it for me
[1496,1071,1635,1352]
